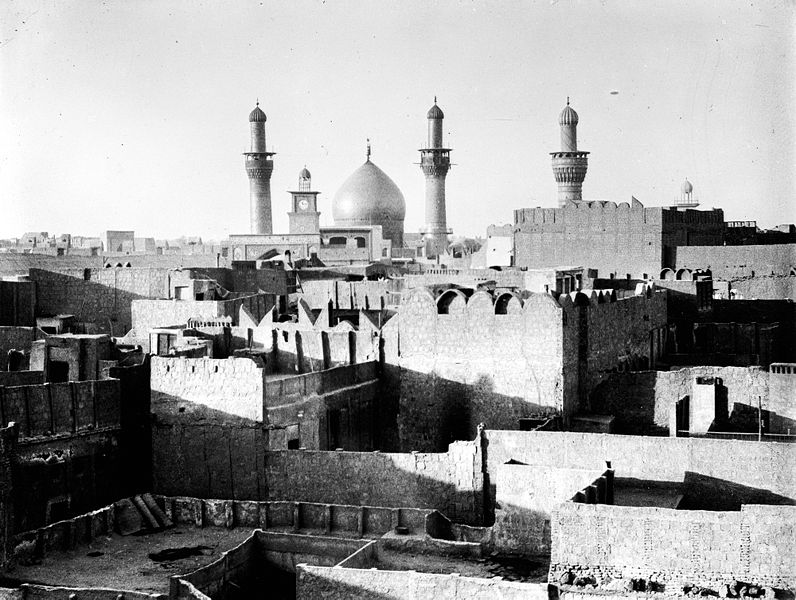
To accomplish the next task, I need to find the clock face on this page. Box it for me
[298,199,309,210]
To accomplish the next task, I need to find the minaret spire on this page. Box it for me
[551,99,589,207]
[419,99,452,258]
[244,101,275,234]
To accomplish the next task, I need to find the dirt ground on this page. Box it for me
[1,525,255,594]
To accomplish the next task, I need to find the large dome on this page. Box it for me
[332,159,406,246]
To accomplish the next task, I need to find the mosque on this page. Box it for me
[224,99,452,266]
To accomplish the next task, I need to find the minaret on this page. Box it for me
[551,98,589,207]
[419,98,452,257]
[244,101,275,234]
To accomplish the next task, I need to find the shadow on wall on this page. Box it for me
[680,472,796,511]
[151,393,265,501]
[386,363,560,453]
[28,268,152,335]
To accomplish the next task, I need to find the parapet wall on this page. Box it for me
[151,356,265,423]
[264,439,484,524]
[1,423,18,569]
[0,326,44,370]
[590,366,771,435]
[484,430,796,509]
[550,503,796,591]
[674,244,795,279]
[392,288,567,450]
[0,379,120,440]
[297,563,550,600]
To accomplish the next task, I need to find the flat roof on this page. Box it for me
[3,525,252,595]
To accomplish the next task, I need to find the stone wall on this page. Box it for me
[0,371,43,387]
[264,438,484,524]
[484,431,796,510]
[299,279,402,310]
[550,503,796,591]
[590,366,770,435]
[297,563,550,600]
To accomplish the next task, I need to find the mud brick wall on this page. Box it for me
[391,288,565,452]
[264,439,484,524]
[296,564,550,600]
[585,290,667,387]
[491,464,606,555]
[29,267,171,334]
[0,379,120,440]
[150,357,266,501]
[550,503,796,591]
[769,364,796,433]
[484,431,796,509]
[674,244,794,279]
[590,366,770,435]
[513,202,666,278]
[1,423,18,569]
[0,326,43,370]
[0,371,44,387]
[151,357,265,423]
[0,280,36,326]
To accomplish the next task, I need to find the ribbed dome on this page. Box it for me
[559,104,579,126]
[249,104,267,123]
[681,179,693,194]
[427,103,444,119]
[299,167,311,179]
[332,160,406,243]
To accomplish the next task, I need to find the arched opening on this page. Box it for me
[124,262,131,267]
[437,289,465,315]
[354,236,366,248]
[660,268,674,280]
[676,268,692,281]
[115,262,123,268]
[329,236,346,246]
[495,292,520,315]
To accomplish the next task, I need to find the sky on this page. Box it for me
[1,0,794,241]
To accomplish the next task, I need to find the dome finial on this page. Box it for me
[434,95,437,104]
[366,138,371,162]
[256,98,259,106]
[566,96,570,106]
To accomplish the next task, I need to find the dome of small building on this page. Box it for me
[299,167,311,180]
[681,178,693,194]
[332,159,406,245]
[559,102,579,126]
[249,103,267,123]
[427,102,444,119]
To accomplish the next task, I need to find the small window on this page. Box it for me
[329,236,346,246]
[287,438,300,450]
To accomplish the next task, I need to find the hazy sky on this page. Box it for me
[1,0,794,240]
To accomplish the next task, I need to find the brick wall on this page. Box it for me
[550,502,796,591]
[264,438,484,524]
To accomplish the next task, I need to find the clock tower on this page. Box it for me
[288,167,321,235]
